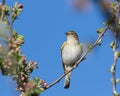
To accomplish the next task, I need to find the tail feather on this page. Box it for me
[64,72,71,89]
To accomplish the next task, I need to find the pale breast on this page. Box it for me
[62,43,83,66]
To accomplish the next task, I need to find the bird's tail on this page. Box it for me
[64,66,72,89]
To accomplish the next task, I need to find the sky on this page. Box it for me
[0,0,120,96]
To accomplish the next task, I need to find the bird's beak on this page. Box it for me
[65,32,68,35]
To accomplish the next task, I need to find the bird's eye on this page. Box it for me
[71,32,74,35]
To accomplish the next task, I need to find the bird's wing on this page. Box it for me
[61,41,67,51]
[79,43,83,54]
[61,41,67,73]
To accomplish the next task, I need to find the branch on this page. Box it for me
[45,25,109,89]
[111,1,120,95]
[111,37,118,95]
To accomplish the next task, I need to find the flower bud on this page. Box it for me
[0,44,2,48]
[44,82,48,87]
[15,47,20,52]
[8,44,12,47]
[18,4,23,9]
[22,56,26,62]
[8,61,12,66]
[8,38,12,41]
[29,60,33,65]
[33,62,38,65]
[21,77,25,81]
[19,87,23,91]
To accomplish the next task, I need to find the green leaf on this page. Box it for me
[18,35,24,40]
[110,42,115,48]
[116,79,120,84]
[34,88,43,94]
[111,2,117,7]
[115,51,120,58]
[88,45,93,50]
[13,30,18,38]
[34,77,40,83]
[96,28,104,34]
[16,35,24,45]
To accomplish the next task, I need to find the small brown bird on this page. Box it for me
[61,31,83,88]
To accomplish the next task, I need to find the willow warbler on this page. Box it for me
[61,31,83,89]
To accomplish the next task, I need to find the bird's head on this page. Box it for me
[65,30,79,41]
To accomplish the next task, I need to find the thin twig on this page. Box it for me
[45,25,109,89]
[111,37,118,95]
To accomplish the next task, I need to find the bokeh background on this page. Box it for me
[0,0,120,96]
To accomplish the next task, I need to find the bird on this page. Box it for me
[61,30,83,89]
